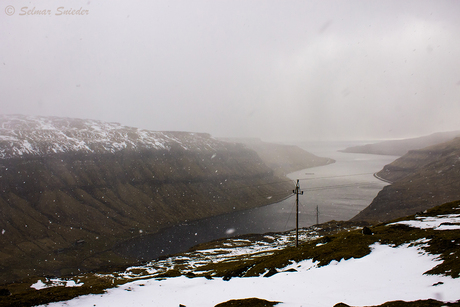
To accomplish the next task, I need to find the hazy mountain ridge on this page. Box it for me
[352,137,460,222]
[220,138,335,176]
[340,131,460,156]
[0,114,227,159]
[0,115,301,284]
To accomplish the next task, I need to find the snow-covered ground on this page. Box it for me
[37,211,460,307]
[389,213,460,231]
[39,243,460,307]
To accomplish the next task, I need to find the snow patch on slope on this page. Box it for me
[0,115,224,159]
[389,213,460,230]
[31,278,83,290]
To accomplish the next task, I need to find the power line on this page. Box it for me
[186,173,385,218]
[283,201,296,229]
[302,181,383,192]
[297,172,374,181]
[222,172,378,191]
[221,178,294,191]
[213,180,384,207]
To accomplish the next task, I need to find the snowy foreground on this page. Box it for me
[38,211,460,307]
[41,244,459,307]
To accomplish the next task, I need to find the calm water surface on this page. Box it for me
[115,141,398,260]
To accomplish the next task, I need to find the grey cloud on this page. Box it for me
[1,0,460,141]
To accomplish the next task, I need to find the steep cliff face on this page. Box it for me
[352,137,460,222]
[0,115,293,283]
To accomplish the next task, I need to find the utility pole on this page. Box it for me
[293,179,303,247]
[316,205,319,225]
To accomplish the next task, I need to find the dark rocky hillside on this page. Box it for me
[0,115,304,284]
[340,131,460,156]
[352,137,460,222]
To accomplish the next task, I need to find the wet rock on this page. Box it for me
[263,268,278,278]
[0,288,11,296]
[362,226,373,235]
[185,272,196,278]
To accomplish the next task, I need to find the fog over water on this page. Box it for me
[2,0,460,141]
[116,141,397,260]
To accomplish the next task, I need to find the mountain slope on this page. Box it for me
[0,115,297,284]
[0,114,233,158]
[340,131,460,156]
[220,138,335,176]
[352,137,460,222]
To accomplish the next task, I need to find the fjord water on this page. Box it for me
[115,141,398,260]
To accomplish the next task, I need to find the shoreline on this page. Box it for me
[373,172,393,184]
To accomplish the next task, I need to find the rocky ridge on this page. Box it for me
[0,114,228,158]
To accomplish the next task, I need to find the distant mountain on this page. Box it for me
[0,114,232,158]
[351,137,460,222]
[340,131,460,156]
[0,115,301,284]
[220,138,335,176]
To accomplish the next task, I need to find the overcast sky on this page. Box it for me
[1,0,460,141]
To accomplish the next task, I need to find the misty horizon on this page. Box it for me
[3,113,459,145]
[2,0,460,142]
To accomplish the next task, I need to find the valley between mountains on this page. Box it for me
[1,115,460,306]
[0,115,332,284]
